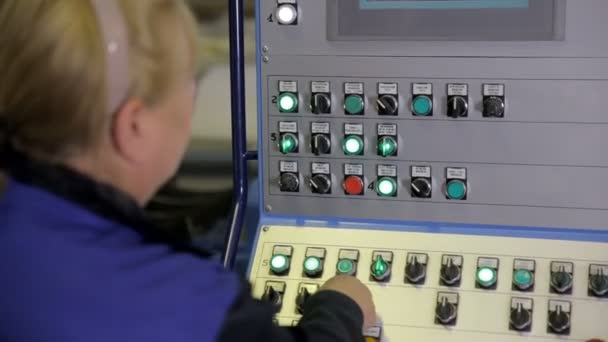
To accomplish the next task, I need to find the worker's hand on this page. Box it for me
[587,340,605,342]
[321,275,377,328]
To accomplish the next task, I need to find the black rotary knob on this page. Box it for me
[311,93,332,114]
[435,298,457,325]
[510,303,532,331]
[548,306,571,334]
[309,174,332,194]
[447,96,468,118]
[262,286,282,307]
[551,269,573,294]
[589,269,608,297]
[377,94,399,115]
[296,288,311,314]
[279,173,299,192]
[405,256,426,284]
[440,259,462,286]
[483,96,505,117]
[311,134,331,155]
[411,178,432,198]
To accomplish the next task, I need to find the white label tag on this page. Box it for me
[344,123,363,135]
[407,253,428,264]
[446,168,467,180]
[273,245,293,256]
[344,83,364,95]
[339,249,359,260]
[305,247,326,258]
[412,166,431,178]
[266,281,286,292]
[278,0,297,4]
[378,165,397,177]
[311,122,330,134]
[311,81,330,93]
[437,292,459,304]
[413,83,433,95]
[551,262,573,273]
[378,82,398,95]
[279,161,298,173]
[344,164,363,176]
[549,300,571,313]
[363,326,381,338]
[511,298,533,310]
[311,162,330,174]
[478,258,499,268]
[372,251,393,262]
[590,264,608,275]
[377,124,397,136]
[483,84,505,96]
[279,122,298,133]
[279,81,297,93]
[448,84,468,96]
[442,255,463,266]
[514,259,535,271]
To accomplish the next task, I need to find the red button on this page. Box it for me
[344,176,364,195]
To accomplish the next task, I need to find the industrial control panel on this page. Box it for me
[250,0,608,340]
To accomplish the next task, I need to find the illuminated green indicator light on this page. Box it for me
[279,135,297,154]
[344,95,365,115]
[477,267,497,288]
[343,136,364,155]
[446,180,467,200]
[377,177,397,197]
[412,96,432,116]
[303,257,322,274]
[371,255,389,279]
[378,137,396,157]
[513,269,534,288]
[337,259,355,275]
[270,255,290,274]
[278,93,298,113]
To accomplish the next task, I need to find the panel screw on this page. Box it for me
[263,226,270,232]
[263,56,270,63]
[262,45,269,53]
[265,205,272,212]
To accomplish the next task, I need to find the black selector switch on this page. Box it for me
[482,84,506,118]
[405,253,428,285]
[377,83,399,116]
[550,261,574,295]
[589,264,608,298]
[310,163,331,195]
[262,281,286,310]
[447,84,469,118]
[279,161,299,193]
[510,298,533,332]
[310,122,331,155]
[435,293,458,326]
[310,81,332,114]
[296,283,319,314]
[547,300,571,335]
[440,255,463,287]
[410,166,432,198]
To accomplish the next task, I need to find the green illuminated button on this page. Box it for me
[337,259,356,276]
[476,267,497,288]
[278,93,298,113]
[345,95,365,115]
[446,180,467,200]
[343,135,364,155]
[377,177,397,197]
[513,269,534,291]
[412,96,433,116]
[270,254,290,275]
[279,134,298,154]
[377,136,397,157]
[371,255,390,281]
[303,256,323,277]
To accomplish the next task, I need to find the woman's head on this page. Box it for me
[0,0,200,204]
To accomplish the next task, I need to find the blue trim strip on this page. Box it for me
[359,0,529,10]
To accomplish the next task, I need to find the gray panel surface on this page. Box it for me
[260,0,608,230]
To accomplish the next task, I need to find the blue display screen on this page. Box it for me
[360,0,530,10]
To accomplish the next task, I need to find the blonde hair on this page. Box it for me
[0,0,200,160]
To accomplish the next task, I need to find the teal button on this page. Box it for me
[513,269,534,289]
[337,259,355,275]
[446,180,467,200]
[270,254,290,274]
[345,95,365,115]
[412,96,432,116]
[476,267,497,288]
[303,256,322,276]
[278,93,298,113]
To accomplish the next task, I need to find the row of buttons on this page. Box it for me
[268,246,608,297]
[276,81,506,118]
[279,162,468,200]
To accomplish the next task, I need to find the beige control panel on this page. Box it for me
[248,226,608,341]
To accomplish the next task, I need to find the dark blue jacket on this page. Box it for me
[0,150,364,342]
